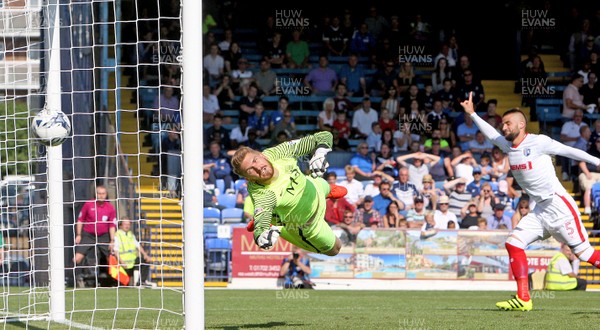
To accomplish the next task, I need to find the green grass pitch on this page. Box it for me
[1,289,599,329]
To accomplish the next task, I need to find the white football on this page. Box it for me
[31,108,72,146]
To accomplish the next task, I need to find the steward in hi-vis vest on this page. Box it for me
[545,243,587,291]
[113,218,155,287]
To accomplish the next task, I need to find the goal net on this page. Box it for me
[0,0,197,328]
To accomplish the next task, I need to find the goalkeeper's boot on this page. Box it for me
[327,184,348,199]
[496,295,532,311]
[246,219,255,232]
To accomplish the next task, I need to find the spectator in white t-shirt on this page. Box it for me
[351,97,379,139]
[339,165,365,207]
[203,84,221,122]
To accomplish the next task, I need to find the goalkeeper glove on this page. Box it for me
[309,147,331,178]
[255,226,282,250]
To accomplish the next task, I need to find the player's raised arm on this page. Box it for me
[264,131,334,178]
[460,91,506,147]
[540,135,600,167]
[264,131,333,160]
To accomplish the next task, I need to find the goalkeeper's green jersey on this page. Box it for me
[248,131,332,240]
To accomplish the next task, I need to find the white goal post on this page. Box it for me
[0,0,202,328]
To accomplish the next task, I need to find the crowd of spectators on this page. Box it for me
[195,4,600,238]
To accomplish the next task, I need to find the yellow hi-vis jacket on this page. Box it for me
[545,252,577,290]
[115,229,138,269]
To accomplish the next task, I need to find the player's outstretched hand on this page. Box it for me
[255,226,281,250]
[460,91,475,115]
[309,147,331,178]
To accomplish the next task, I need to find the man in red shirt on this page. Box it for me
[74,185,117,287]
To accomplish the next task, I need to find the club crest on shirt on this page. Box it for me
[523,148,531,156]
[254,208,264,216]
[287,139,301,146]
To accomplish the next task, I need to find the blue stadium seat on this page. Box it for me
[205,238,232,281]
[328,167,347,178]
[215,179,226,195]
[217,193,237,209]
[326,151,353,169]
[221,207,244,224]
[203,207,221,224]
[234,179,247,192]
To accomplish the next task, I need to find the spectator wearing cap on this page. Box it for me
[487,203,512,230]
[391,167,419,211]
[433,196,458,229]
[443,177,472,220]
[339,165,365,207]
[373,180,404,217]
[355,195,382,228]
[351,97,379,139]
[460,199,481,229]
[419,174,440,211]
[230,57,255,96]
[466,167,484,197]
[406,195,427,228]
[363,171,395,198]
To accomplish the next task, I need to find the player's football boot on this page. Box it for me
[496,295,533,311]
[327,184,348,199]
[246,219,255,232]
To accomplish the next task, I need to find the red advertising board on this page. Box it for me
[231,227,292,278]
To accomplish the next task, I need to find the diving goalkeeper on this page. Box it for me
[231,131,347,256]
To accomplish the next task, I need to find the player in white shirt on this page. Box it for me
[461,92,600,312]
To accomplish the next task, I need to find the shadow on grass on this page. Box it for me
[3,321,46,330]
[571,311,600,315]
[210,321,305,329]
